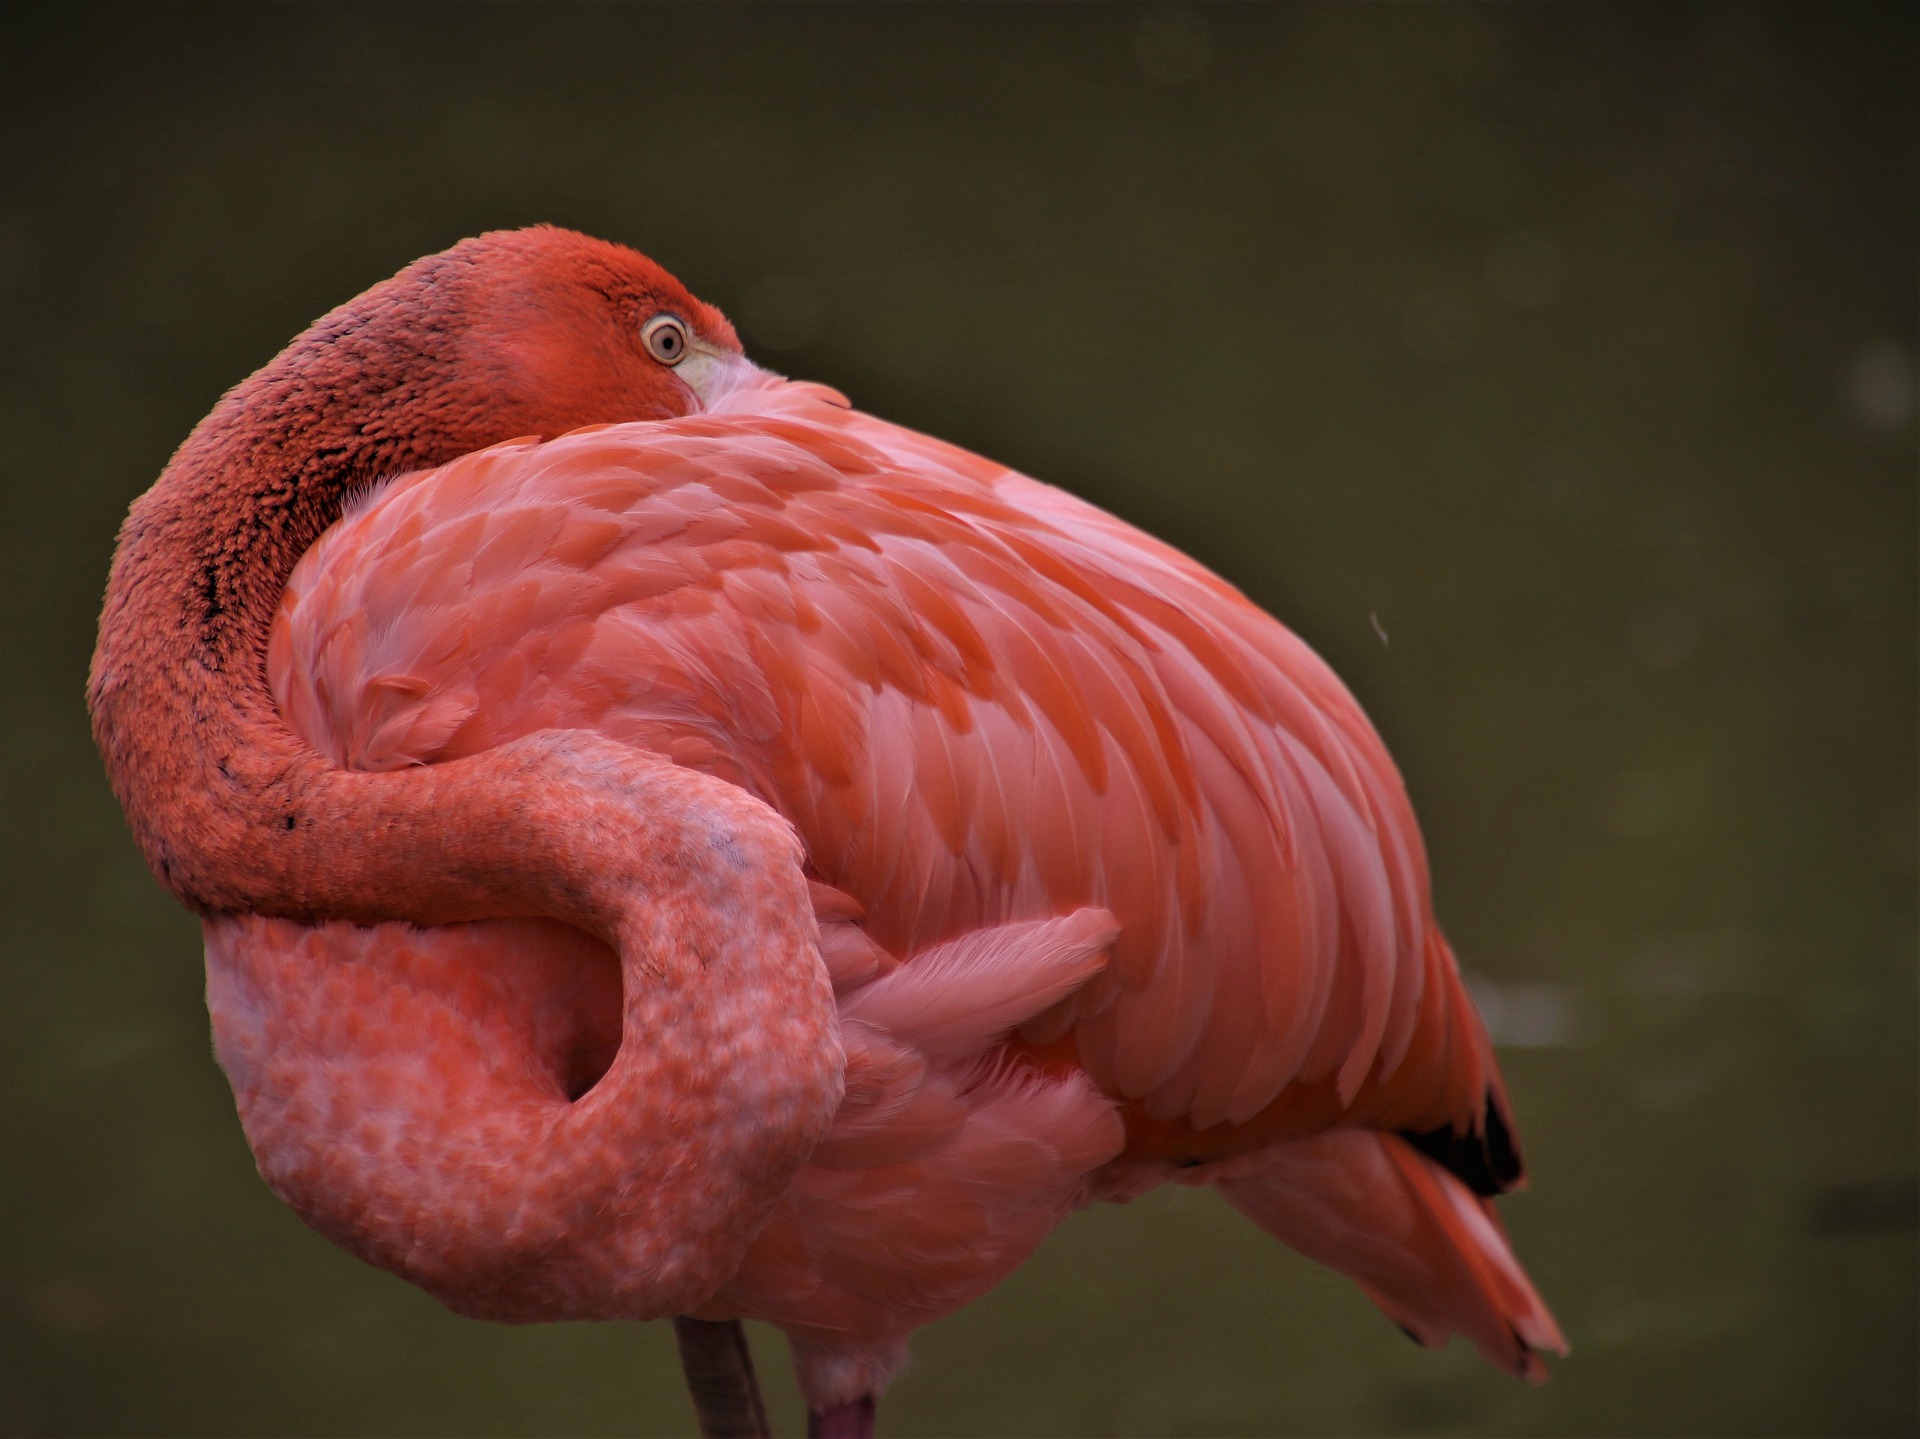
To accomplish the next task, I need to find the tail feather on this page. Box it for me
[1217,1129,1566,1380]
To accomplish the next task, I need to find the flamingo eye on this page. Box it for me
[641,314,690,365]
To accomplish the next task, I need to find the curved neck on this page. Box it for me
[90,239,845,1320]
[87,249,647,932]
[89,290,498,913]
[208,895,843,1322]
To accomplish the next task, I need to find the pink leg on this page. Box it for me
[672,1316,771,1439]
[807,1395,877,1439]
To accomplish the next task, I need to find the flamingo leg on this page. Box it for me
[672,1316,772,1439]
[807,1396,876,1439]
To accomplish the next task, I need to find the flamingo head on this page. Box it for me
[265,226,761,479]
[442,225,757,427]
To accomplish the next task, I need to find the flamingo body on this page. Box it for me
[89,228,1562,1425]
[210,370,1560,1405]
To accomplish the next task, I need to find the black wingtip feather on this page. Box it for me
[1398,1091,1524,1197]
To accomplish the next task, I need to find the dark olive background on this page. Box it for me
[1,5,1913,1436]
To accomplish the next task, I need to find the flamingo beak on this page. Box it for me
[677,343,772,414]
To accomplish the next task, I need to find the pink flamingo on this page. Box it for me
[90,227,1564,1436]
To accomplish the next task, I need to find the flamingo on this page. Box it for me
[89,226,1565,1437]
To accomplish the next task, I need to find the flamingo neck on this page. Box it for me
[88,269,506,914]
[91,248,846,1319]
[208,897,842,1322]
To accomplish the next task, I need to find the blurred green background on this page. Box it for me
[1,4,1913,1436]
